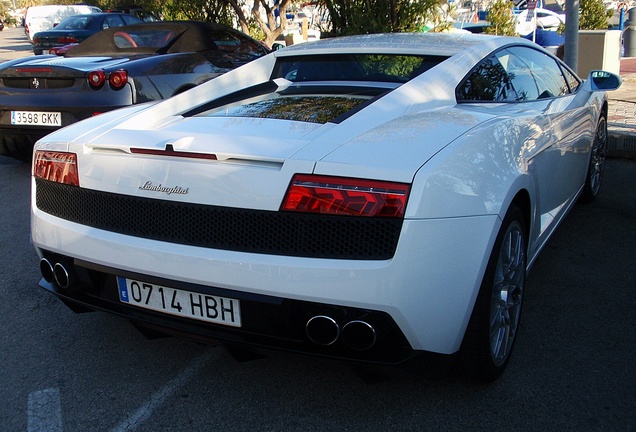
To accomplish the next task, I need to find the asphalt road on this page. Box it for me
[1,24,635,432]
[0,26,32,63]
[1,154,635,431]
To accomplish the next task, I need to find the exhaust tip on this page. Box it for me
[53,261,73,289]
[341,320,377,351]
[39,258,55,283]
[306,315,340,346]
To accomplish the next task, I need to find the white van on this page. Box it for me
[24,5,102,42]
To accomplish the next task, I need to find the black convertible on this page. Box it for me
[0,21,270,161]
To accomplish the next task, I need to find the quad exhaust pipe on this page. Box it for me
[306,315,377,351]
[40,257,76,289]
[39,257,55,284]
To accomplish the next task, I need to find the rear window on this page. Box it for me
[271,54,447,83]
[57,16,91,30]
[113,29,175,49]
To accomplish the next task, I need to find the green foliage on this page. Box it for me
[130,0,233,24]
[485,0,517,36]
[246,18,266,41]
[321,0,445,36]
[579,0,613,30]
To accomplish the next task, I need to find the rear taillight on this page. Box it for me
[33,151,79,186]
[88,70,106,89]
[33,36,39,44]
[57,36,78,44]
[281,174,410,218]
[87,70,128,90]
[109,70,128,90]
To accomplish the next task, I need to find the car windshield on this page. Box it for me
[271,54,447,83]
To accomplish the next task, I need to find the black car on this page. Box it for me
[0,21,270,161]
[32,13,143,55]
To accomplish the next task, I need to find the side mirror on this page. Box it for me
[272,42,286,51]
[587,70,622,91]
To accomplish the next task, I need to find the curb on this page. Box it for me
[608,97,636,158]
[608,131,636,158]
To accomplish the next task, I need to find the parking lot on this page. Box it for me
[2,154,635,431]
[1,25,635,431]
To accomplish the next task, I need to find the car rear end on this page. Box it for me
[0,60,134,161]
[33,33,86,55]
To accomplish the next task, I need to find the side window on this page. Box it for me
[456,53,517,102]
[507,46,570,98]
[498,49,540,101]
[122,15,140,25]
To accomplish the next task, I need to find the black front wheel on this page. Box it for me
[456,205,527,382]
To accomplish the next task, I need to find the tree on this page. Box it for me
[484,0,517,36]
[140,0,235,25]
[226,0,294,47]
[320,0,444,36]
[579,0,613,30]
[132,0,291,47]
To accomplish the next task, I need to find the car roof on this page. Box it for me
[274,32,528,58]
[66,21,249,57]
[60,12,133,21]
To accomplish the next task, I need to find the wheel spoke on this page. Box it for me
[589,118,607,195]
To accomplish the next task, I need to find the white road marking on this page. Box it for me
[110,349,214,432]
[27,388,63,432]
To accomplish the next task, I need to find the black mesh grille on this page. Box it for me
[35,179,402,260]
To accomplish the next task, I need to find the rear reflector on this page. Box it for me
[33,151,79,186]
[281,174,409,218]
[57,36,78,44]
[16,67,53,73]
[130,148,217,160]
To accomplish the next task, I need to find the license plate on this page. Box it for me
[117,277,241,327]
[11,111,62,127]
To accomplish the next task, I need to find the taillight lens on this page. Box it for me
[33,151,79,186]
[281,174,410,218]
[88,70,106,89]
[109,70,128,90]
[57,36,77,44]
[88,70,128,90]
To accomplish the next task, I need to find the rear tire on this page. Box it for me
[580,113,607,203]
[456,205,527,382]
[0,132,37,162]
